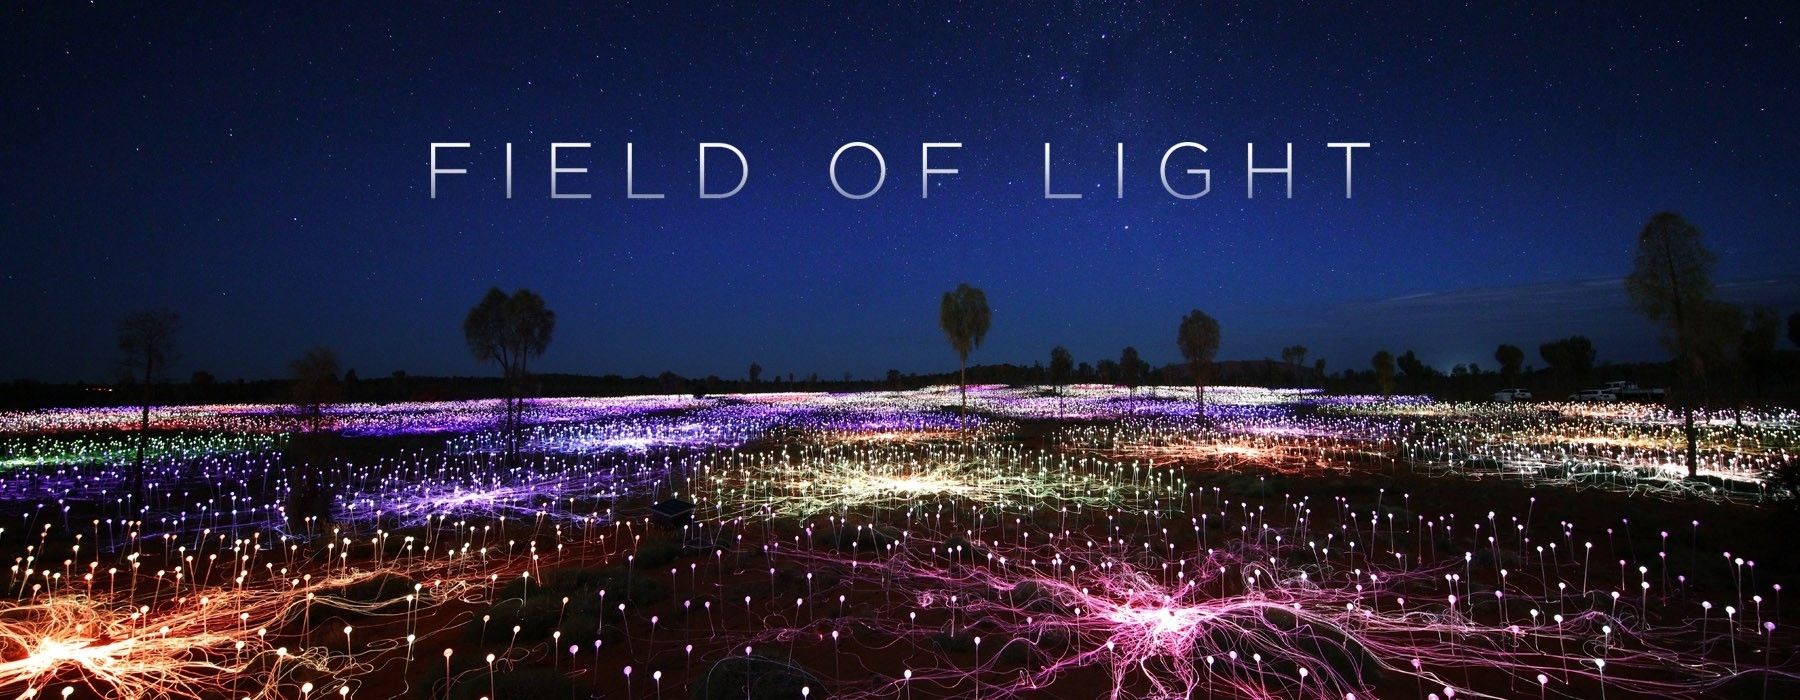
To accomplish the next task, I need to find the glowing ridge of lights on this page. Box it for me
[0,563,480,700]
[748,521,1792,700]
[694,443,1186,520]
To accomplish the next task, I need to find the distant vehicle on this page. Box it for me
[1601,381,1666,400]
[1568,389,1618,402]
[1491,388,1532,402]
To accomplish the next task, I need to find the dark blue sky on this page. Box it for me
[3,3,1796,382]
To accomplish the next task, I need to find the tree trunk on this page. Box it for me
[504,391,512,466]
[1684,403,1698,479]
[134,356,151,503]
[958,359,967,419]
[1731,373,1743,428]
[521,357,532,463]
[507,367,519,467]
[512,376,522,465]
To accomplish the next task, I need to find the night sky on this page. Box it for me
[4,3,1796,383]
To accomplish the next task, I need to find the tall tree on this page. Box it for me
[190,370,216,403]
[1119,346,1144,395]
[1048,345,1073,416]
[464,288,556,465]
[1739,306,1779,399]
[1280,345,1308,386]
[1624,212,1726,478]
[117,309,179,502]
[1395,350,1433,385]
[748,362,763,386]
[290,346,341,433]
[938,283,991,416]
[1494,344,1525,387]
[1371,350,1395,397]
[1538,336,1596,386]
[1176,310,1221,411]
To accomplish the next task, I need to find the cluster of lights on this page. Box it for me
[0,396,704,438]
[736,500,1791,700]
[1387,403,1794,501]
[692,443,1185,520]
[0,387,1791,699]
[1059,415,1399,475]
[0,432,279,471]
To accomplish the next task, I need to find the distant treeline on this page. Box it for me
[7,350,1797,411]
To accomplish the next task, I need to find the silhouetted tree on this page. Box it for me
[1312,358,1326,386]
[1494,344,1524,387]
[464,288,555,465]
[283,428,341,531]
[117,309,178,501]
[190,370,216,402]
[1706,305,1748,425]
[938,283,991,416]
[1371,350,1395,397]
[1395,350,1433,385]
[1739,306,1779,399]
[1624,212,1727,478]
[1279,345,1307,386]
[1119,346,1145,395]
[290,346,340,433]
[1048,346,1073,415]
[1538,336,1596,386]
[748,362,763,385]
[1176,310,1221,410]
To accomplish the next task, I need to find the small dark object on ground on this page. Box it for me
[652,497,696,527]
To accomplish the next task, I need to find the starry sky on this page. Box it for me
[3,3,1796,383]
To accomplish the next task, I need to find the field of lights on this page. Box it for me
[0,386,1796,699]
